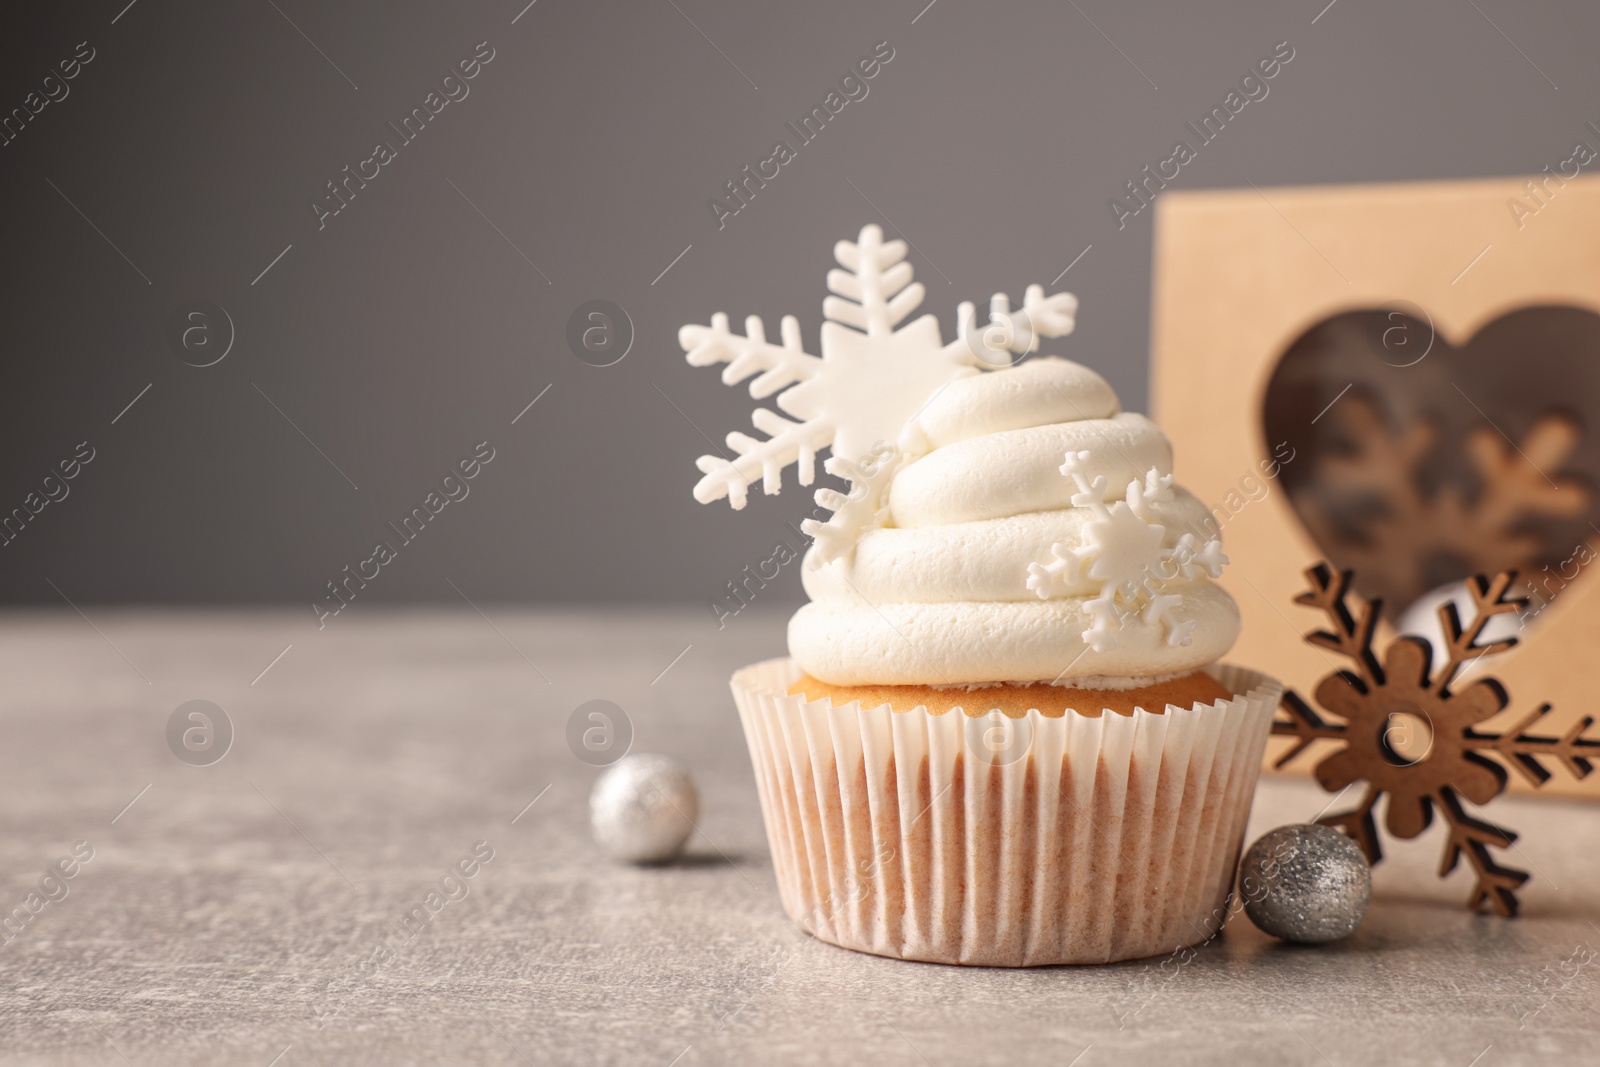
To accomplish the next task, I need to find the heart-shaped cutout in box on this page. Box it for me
[1263,305,1600,628]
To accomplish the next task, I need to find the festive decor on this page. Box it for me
[1239,824,1371,943]
[590,754,699,864]
[679,224,1077,545]
[1272,563,1600,915]
[1026,454,1227,651]
[1153,181,1600,798]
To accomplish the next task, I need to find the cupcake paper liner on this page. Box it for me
[731,658,1282,966]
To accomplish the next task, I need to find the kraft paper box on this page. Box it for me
[1150,175,1600,799]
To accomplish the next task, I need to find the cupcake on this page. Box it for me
[682,225,1281,966]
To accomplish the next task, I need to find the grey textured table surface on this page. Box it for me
[0,608,1596,1066]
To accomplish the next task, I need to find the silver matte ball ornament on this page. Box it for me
[1239,824,1372,943]
[589,754,699,863]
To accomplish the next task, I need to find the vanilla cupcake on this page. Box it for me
[683,225,1280,966]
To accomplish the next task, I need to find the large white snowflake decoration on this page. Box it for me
[680,224,1079,513]
[1026,451,1228,652]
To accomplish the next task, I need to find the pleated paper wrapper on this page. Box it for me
[731,658,1282,966]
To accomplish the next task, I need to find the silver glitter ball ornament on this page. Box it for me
[1239,824,1371,943]
[589,754,698,863]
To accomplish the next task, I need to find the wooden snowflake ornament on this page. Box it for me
[679,224,1078,510]
[1273,562,1600,916]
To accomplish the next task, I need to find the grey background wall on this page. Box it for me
[0,0,1591,610]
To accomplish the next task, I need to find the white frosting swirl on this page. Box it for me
[789,358,1240,686]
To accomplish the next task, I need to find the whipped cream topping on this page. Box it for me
[789,358,1240,686]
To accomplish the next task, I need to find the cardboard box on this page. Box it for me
[1152,175,1600,798]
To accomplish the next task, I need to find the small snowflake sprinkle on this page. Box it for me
[1027,451,1228,651]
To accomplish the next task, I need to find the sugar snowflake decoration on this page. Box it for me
[1027,451,1227,651]
[680,223,1078,510]
[799,444,901,567]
